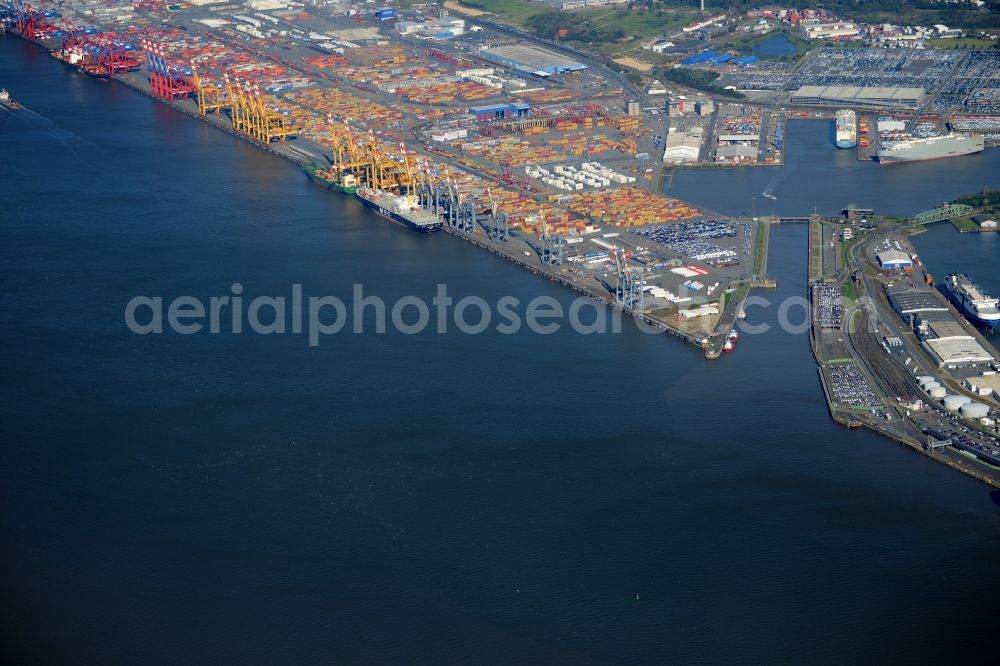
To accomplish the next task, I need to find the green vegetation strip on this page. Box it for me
[841,282,858,309]
[753,221,768,276]
[950,217,979,232]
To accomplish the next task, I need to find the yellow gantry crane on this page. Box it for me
[364,129,403,191]
[223,76,295,143]
[330,117,369,177]
[396,142,418,192]
[252,84,295,143]
[191,62,230,117]
[225,75,252,135]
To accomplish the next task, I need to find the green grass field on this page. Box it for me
[753,221,768,276]
[459,2,696,56]
[950,217,980,232]
[458,0,548,26]
[841,281,858,309]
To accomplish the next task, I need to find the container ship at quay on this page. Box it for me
[356,188,442,233]
[835,109,857,149]
[876,133,984,164]
[938,273,1000,332]
[303,163,358,195]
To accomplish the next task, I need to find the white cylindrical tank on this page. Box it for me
[960,402,989,419]
[928,386,947,399]
[942,394,972,411]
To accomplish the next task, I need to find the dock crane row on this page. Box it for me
[188,67,295,143]
[613,246,644,311]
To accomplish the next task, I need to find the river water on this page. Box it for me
[2,37,1000,663]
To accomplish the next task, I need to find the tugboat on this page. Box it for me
[0,88,21,111]
[723,328,739,352]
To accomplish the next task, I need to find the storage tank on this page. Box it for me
[942,394,972,411]
[922,380,941,391]
[960,402,989,419]
[928,386,947,399]
[916,375,934,384]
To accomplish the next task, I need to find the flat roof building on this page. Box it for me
[479,45,586,74]
[923,337,996,368]
[887,286,949,320]
[927,319,971,340]
[663,127,703,163]
[791,86,925,110]
[715,144,757,162]
[717,133,759,144]
[877,249,913,269]
[966,374,1000,400]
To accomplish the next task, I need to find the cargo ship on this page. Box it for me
[835,109,857,149]
[938,273,1000,331]
[877,133,983,165]
[303,163,358,194]
[0,88,21,111]
[356,187,442,233]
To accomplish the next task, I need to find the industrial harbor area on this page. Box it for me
[4,0,1000,660]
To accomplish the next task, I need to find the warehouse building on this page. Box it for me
[802,22,859,40]
[791,86,925,110]
[965,374,1000,401]
[886,286,949,322]
[468,102,531,121]
[715,144,757,163]
[717,133,759,145]
[923,337,996,369]
[662,127,703,163]
[479,45,586,74]
[876,249,913,270]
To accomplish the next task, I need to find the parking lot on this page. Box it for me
[827,361,881,408]
[633,219,740,264]
[812,284,843,329]
[718,48,1000,114]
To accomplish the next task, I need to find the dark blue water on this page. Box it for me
[753,34,796,58]
[3,37,1000,663]
[911,223,1000,341]
[670,120,1000,217]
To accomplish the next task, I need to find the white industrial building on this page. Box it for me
[715,144,757,163]
[877,249,913,269]
[924,336,996,369]
[802,22,859,40]
[561,0,628,9]
[791,86,925,110]
[966,373,1000,400]
[245,0,288,9]
[683,15,727,33]
[717,133,759,145]
[662,127,703,163]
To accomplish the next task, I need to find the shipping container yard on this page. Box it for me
[1,0,757,356]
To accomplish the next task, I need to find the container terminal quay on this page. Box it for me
[3,2,1000,486]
